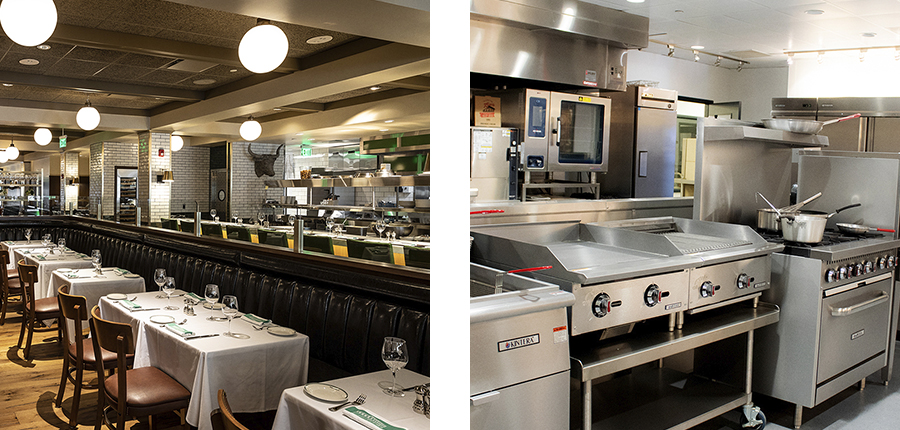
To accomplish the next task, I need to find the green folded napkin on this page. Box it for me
[114,268,130,275]
[186,292,203,302]
[165,323,194,337]
[343,407,406,430]
[241,313,271,326]
[118,300,141,310]
[64,272,82,279]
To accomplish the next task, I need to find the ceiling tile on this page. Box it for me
[114,52,178,69]
[92,64,155,82]
[64,46,127,63]
[45,58,107,78]
[0,52,57,73]
[140,69,197,85]
[773,3,853,20]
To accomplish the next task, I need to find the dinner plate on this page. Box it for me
[149,315,175,324]
[303,383,348,403]
[203,302,225,310]
[123,274,141,278]
[106,293,127,300]
[57,268,74,273]
[267,326,296,336]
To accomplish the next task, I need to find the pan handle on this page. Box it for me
[508,266,552,274]
[828,203,861,218]
[877,228,896,233]
[821,113,861,126]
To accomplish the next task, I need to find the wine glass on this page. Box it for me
[222,295,240,337]
[374,218,386,238]
[162,277,179,310]
[91,250,102,277]
[154,268,167,298]
[57,237,66,253]
[258,213,265,225]
[325,216,335,234]
[204,284,220,320]
[24,228,31,243]
[42,234,51,251]
[210,208,218,223]
[381,337,409,396]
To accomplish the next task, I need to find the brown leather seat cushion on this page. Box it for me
[25,297,60,315]
[105,367,190,416]
[7,267,17,279]
[70,338,124,364]
[6,277,21,294]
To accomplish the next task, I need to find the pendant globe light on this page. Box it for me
[170,134,184,151]
[0,150,8,164]
[238,20,288,74]
[5,142,18,160]
[239,116,262,141]
[76,98,100,130]
[0,0,57,47]
[34,127,51,146]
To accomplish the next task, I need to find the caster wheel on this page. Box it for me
[739,409,766,429]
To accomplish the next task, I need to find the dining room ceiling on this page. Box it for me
[587,0,900,68]
[0,0,429,157]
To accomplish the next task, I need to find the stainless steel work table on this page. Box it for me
[570,302,780,430]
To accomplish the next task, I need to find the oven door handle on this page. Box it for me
[829,291,889,317]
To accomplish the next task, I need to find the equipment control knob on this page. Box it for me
[825,269,837,283]
[838,266,849,280]
[846,264,856,278]
[853,263,864,277]
[737,273,750,289]
[878,257,887,270]
[889,256,897,268]
[644,284,660,307]
[864,261,874,274]
[700,281,718,298]
[592,293,610,318]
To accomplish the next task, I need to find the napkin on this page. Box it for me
[165,323,194,337]
[343,407,406,430]
[186,292,203,302]
[241,313,271,326]
[114,268,131,275]
[64,272,86,279]
[118,300,141,310]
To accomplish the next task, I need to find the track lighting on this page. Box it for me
[693,50,700,62]
[859,48,867,63]
[667,45,675,57]
[714,56,721,67]
[787,53,794,65]
[737,61,743,72]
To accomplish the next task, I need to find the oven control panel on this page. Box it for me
[688,256,771,310]
[823,251,896,284]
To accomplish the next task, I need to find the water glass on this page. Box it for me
[381,337,409,396]
[91,250,102,275]
[163,277,179,310]
[204,284,220,320]
[24,228,31,243]
[57,237,66,252]
[222,295,239,337]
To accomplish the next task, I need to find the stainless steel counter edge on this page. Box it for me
[470,287,576,324]
[470,197,694,225]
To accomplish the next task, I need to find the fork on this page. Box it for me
[329,394,366,412]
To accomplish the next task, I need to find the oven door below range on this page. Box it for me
[817,273,893,385]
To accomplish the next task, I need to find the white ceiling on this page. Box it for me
[585,0,900,68]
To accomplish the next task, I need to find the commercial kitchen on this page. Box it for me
[468,1,900,429]
[0,1,432,429]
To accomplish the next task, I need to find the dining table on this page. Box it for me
[2,239,48,270]
[48,267,145,312]
[13,248,94,299]
[99,292,310,430]
[271,369,430,430]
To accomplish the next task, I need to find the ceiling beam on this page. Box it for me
[389,76,430,91]
[149,42,429,131]
[64,131,137,151]
[0,70,204,101]
[51,24,302,74]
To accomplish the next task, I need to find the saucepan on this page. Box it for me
[756,192,822,232]
[836,223,895,236]
[762,113,861,134]
[780,203,861,243]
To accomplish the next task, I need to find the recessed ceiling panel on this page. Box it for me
[45,58,108,78]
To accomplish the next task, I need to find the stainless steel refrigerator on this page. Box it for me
[772,97,900,152]
[470,127,519,202]
[599,85,677,198]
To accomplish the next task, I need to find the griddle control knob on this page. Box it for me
[853,263,864,277]
[825,269,837,283]
[845,264,856,278]
[736,273,750,289]
[644,284,668,307]
[878,257,887,270]
[889,256,896,268]
[592,293,611,318]
[700,281,718,298]
[838,266,849,280]
[864,261,874,274]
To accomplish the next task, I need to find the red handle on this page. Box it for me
[508,266,552,274]
[877,228,896,233]
[470,210,505,215]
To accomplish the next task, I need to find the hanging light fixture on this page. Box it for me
[6,142,18,160]
[817,51,824,64]
[0,150,7,164]
[859,48,867,63]
[667,45,675,57]
[787,53,794,65]
[0,0,57,47]
[34,127,51,146]
[238,19,289,74]
[693,50,700,62]
[170,135,184,151]
[239,116,262,141]
[737,61,744,72]
[76,98,100,130]
[714,56,722,67]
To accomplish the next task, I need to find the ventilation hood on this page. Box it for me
[470,0,648,91]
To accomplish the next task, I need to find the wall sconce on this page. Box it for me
[66,176,80,186]
[157,170,174,183]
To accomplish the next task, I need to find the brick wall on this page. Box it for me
[89,142,102,215]
[231,141,284,219]
[101,141,139,218]
[60,152,79,211]
[171,145,210,213]
[137,133,172,224]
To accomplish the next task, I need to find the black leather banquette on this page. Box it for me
[0,217,429,381]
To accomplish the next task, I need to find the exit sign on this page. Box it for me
[59,134,67,148]
[300,147,312,157]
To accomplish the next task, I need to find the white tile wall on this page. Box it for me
[102,141,139,218]
[89,142,102,215]
[137,133,172,223]
[60,152,79,211]
[231,141,284,218]
[171,146,210,213]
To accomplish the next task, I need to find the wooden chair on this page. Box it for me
[90,306,190,430]
[404,245,430,269]
[17,259,61,359]
[225,225,251,242]
[210,389,250,430]
[0,249,23,325]
[301,234,333,254]
[201,223,224,238]
[346,239,394,264]
[56,286,125,429]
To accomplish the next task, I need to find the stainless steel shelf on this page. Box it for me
[704,126,829,147]
[273,203,429,214]
[361,144,430,155]
[265,175,430,188]
[523,182,600,190]
[0,184,40,187]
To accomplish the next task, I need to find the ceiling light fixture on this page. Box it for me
[0,0,57,47]
[34,128,51,146]
[0,150,7,164]
[895,48,899,61]
[787,53,794,65]
[693,50,700,62]
[36,44,50,50]
[2,83,11,87]
[691,45,704,50]
[384,120,394,123]
[667,45,675,57]
[239,116,261,141]
[170,135,184,152]
[370,86,382,91]
[5,142,18,160]
[805,9,825,15]
[238,19,288,74]
[76,98,100,130]
[737,61,743,72]
[306,35,333,45]
[818,51,824,64]
[18,58,39,66]
[862,32,877,38]
[859,48,867,62]
[714,56,721,67]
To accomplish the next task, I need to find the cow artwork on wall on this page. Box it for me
[247,143,284,177]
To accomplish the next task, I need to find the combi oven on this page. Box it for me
[477,89,611,173]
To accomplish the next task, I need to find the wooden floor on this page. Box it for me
[0,299,274,430]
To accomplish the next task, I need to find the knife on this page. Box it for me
[130,307,161,312]
[184,333,219,340]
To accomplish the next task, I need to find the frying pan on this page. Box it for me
[762,113,861,134]
[836,223,896,235]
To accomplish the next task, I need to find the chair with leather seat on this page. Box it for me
[403,245,430,269]
[258,229,289,247]
[210,389,249,430]
[225,225,252,242]
[346,239,393,264]
[162,219,179,231]
[56,286,127,429]
[301,234,333,254]
[90,305,190,430]
[17,260,61,359]
[0,249,22,325]
[201,223,224,238]
[179,220,195,234]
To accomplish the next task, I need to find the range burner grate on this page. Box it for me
[759,230,880,248]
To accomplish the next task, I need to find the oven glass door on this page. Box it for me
[817,276,892,384]
[548,93,610,172]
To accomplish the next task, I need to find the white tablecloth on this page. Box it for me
[48,268,145,311]
[1,240,46,270]
[14,249,94,299]
[272,370,430,430]
[99,292,310,430]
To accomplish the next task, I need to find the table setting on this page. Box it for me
[98,281,309,430]
[48,266,145,312]
[14,243,94,300]
[1,228,47,269]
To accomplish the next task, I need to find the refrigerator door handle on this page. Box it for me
[471,391,501,406]
[638,151,649,177]
[555,117,561,146]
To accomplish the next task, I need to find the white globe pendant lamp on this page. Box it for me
[34,127,51,146]
[0,150,8,163]
[0,0,57,47]
[240,116,262,141]
[5,142,18,160]
[76,99,100,130]
[170,134,184,151]
[238,21,288,74]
